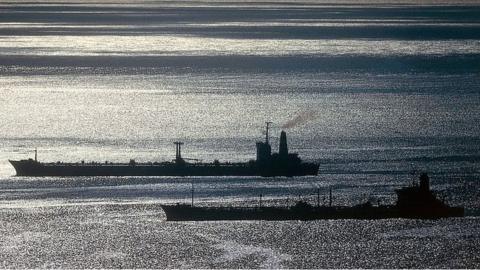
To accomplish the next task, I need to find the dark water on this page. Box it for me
[0,0,479,268]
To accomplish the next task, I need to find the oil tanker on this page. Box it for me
[161,173,464,220]
[9,123,319,177]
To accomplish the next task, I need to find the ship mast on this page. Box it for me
[329,187,332,207]
[265,121,272,144]
[317,188,320,207]
[191,179,194,207]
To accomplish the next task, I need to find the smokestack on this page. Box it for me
[420,173,430,192]
[279,130,288,157]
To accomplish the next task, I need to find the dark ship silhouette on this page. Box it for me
[9,123,319,177]
[161,173,464,220]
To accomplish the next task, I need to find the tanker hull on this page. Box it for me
[9,160,319,177]
[161,204,465,221]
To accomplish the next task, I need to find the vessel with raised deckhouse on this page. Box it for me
[9,123,319,177]
[161,173,464,221]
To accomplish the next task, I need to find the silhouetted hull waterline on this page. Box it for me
[8,160,319,177]
[161,204,465,221]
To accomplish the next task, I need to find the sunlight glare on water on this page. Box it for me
[0,0,479,268]
[1,35,479,56]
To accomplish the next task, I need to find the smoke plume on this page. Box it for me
[281,111,317,129]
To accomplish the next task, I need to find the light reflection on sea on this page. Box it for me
[0,0,479,268]
[2,35,480,56]
[0,201,478,268]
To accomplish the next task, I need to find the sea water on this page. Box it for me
[0,0,479,268]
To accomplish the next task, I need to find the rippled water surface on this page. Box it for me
[1,0,479,268]
[1,203,478,268]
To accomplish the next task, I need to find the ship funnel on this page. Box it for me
[419,173,430,192]
[174,142,184,163]
[279,131,288,157]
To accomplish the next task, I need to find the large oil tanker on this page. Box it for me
[9,123,319,177]
[161,173,464,220]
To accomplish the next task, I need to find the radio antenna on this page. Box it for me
[265,121,272,144]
